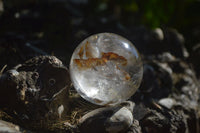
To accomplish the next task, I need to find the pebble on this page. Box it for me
[79,101,134,133]
[0,120,21,133]
[158,98,175,109]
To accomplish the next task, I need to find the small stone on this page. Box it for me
[158,98,175,109]
[70,33,143,105]
[152,28,164,41]
[79,101,134,133]
[158,63,173,74]
[105,107,133,133]
[133,104,149,121]
[0,120,21,133]
[157,52,176,62]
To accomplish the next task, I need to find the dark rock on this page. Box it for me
[138,64,156,93]
[189,43,200,79]
[126,119,142,133]
[133,44,199,133]
[168,60,199,107]
[140,108,186,133]
[79,101,134,133]
[138,61,173,99]
[163,28,189,58]
[132,104,149,121]
[0,56,71,122]
[128,27,189,59]
[173,105,199,133]
[157,52,176,62]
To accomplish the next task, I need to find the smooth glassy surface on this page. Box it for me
[70,33,143,105]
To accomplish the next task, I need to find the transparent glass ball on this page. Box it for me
[70,33,143,105]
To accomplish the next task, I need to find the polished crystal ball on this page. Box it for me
[70,33,143,105]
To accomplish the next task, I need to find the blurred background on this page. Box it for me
[0,0,200,70]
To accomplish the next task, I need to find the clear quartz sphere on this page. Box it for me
[70,33,143,105]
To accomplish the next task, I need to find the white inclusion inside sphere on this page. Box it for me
[69,33,143,105]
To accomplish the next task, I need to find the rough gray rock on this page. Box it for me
[0,56,71,122]
[79,101,134,133]
[140,108,186,133]
[132,38,199,133]
[126,119,142,133]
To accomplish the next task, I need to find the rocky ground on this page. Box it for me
[0,1,200,133]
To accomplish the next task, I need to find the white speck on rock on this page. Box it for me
[159,98,175,109]
[58,105,64,119]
